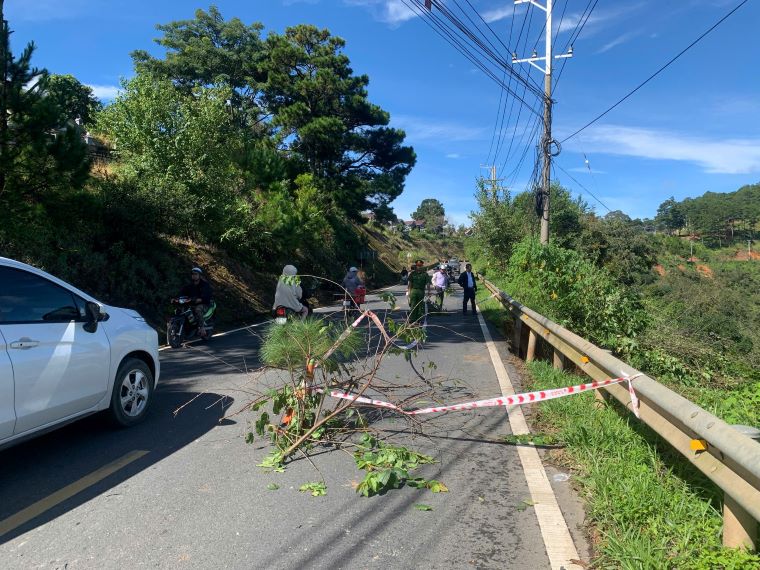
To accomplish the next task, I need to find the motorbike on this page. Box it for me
[273,289,315,325]
[167,297,217,348]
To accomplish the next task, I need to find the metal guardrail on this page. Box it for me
[481,277,760,550]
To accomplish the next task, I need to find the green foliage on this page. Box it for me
[260,318,361,371]
[576,214,657,285]
[469,182,589,272]
[131,6,266,129]
[498,237,648,351]
[45,74,102,126]
[411,198,445,229]
[353,434,441,497]
[0,17,89,197]
[676,184,760,243]
[655,196,686,235]
[298,482,327,497]
[524,362,760,569]
[96,74,242,239]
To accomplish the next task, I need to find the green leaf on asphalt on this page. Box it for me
[427,480,449,493]
[299,482,327,497]
[414,504,433,511]
[266,483,280,491]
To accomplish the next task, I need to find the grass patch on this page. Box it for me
[525,361,760,569]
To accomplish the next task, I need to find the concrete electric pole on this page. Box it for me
[512,0,572,244]
[480,165,503,203]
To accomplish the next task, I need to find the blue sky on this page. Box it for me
[6,0,759,224]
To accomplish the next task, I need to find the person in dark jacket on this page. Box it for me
[457,263,477,315]
[180,267,213,337]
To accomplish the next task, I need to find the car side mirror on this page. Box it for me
[83,301,100,333]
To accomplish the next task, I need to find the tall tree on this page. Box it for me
[655,197,686,235]
[131,6,267,130]
[46,74,102,126]
[411,198,445,227]
[0,1,88,196]
[263,24,415,215]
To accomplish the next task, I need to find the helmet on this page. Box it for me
[349,266,358,272]
[191,267,203,274]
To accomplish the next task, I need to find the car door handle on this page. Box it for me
[9,338,40,349]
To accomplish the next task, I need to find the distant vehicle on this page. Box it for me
[0,257,160,450]
[448,258,460,273]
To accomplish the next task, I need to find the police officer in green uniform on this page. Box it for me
[407,259,429,323]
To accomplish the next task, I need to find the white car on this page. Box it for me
[0,257,160,450]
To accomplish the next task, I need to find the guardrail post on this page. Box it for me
[526,330,537,362]
[723,494,757,550]
[512,316,522,357]
[552,349,564,370]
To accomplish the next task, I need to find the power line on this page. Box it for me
[554,0,598,91]
[554,162,612,212]
[561,0,748,143]
[399,0,544,116]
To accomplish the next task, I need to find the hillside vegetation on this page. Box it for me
[0,6,462,329]
[469,180,760,567]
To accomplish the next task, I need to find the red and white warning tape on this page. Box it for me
[317,373,642,417]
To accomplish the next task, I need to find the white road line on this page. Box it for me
[159,321,268,351]
[476,311,582,570]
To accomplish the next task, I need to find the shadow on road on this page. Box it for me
[0,389,233,544]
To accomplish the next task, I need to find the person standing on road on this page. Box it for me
[457,263,477,315]
[431,265,448,311]
[407,259,429,323]
[180,267,213,338]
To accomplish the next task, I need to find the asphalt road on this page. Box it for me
[0,283,588,569]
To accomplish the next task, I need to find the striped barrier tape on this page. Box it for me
[317,373,642,417]
[316,305,426,368]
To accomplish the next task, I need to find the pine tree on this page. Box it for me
[0,0,89,197]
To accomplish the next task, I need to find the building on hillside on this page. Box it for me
[403,220,425,232]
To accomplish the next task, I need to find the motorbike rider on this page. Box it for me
[431,265,448,310]
[180,267,213,338]
[342,266,363,307]
[274,265,309,320]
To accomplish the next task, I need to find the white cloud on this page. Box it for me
[568,166,606,174]
[578,125,760,174]
[344,0,417,25]
[596,30,640,54]
[482,4,518,24]
[87,84,121,100]
[394,115,488,142]
[446,153,461,159]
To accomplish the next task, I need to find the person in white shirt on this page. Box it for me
[431,265,448,310]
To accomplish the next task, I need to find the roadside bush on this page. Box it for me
[499,237,648,352]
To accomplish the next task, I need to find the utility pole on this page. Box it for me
[748,240,753,260]
[479,164,503,203]
[512,0,572,244]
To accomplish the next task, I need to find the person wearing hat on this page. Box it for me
[180,267,213,338]
[274,265,309,320]
[342,266,363,294]
[407,259,429,323]
[342,266,364,307]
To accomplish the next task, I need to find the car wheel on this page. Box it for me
[109,358,154,427]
